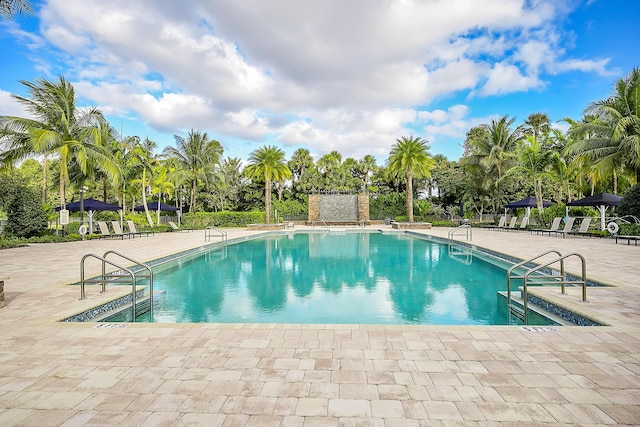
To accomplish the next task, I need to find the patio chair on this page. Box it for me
[168,221,193,232]
[552,217,576,238]
[516,216,529,231]
[127,220,154,237]
[501,216,518,231]
[530,217,562,236]
[111,221,136,239]
[567,217,595,237]
[485,216,506,230]
[285,221,294,230]
[95,221,123,239]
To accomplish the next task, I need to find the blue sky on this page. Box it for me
[1,0,638,164]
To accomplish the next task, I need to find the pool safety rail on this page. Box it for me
[448,223,472,241]
[80,250,154,321]
[205,226,228,242]
[507,250,587,324]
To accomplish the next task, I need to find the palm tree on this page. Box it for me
[524,112,551,143]
[0,76,118,208]
[163,129,222,212]
[0,0,32,20]
[129,137,158,227]
[505,135,556,213]
[244,145,292,224]
[359,154,377,191]
[567,67,640,186]
[387,136,435,222]
[463,116,524,213]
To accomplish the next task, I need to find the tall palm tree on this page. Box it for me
[505,135,556,213]
[244,145,292,224]
[523,112,551,143]
[359,154,377,191]
[567,68,640,186]
[387,136,435,222]
[0,76,117,208]
[163,129,222,212]
[464,116,524,213]
[0,0,32,20]
[129,137,158,226]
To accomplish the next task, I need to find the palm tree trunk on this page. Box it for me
[265,180,272,224]
[191,178,197,212]
[42,156,48,203]
[406,171,414,222]
[141,169,154,227]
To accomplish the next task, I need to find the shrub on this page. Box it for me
[183,211,266,228]
[5,186,48,237]
[619,224,640,236]
[618,184,640,219]
[370,192,407,219]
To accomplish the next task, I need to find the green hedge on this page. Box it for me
[620,223,640,236]
[183,211,266,228]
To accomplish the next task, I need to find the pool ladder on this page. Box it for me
[506,250,587,324]
[80,250,154,322]
[205,226,228,242]
[448,224,472,241]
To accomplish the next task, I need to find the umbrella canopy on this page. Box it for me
[566,192,622,207]
[134,202,179,212]
[56,198,121,212]
[567,192,623,230]
[505,196,553,209]
[505,196,553,218]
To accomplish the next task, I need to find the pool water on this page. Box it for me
[124,232,553,325]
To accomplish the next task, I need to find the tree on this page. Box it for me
[463,116,523,214]
[618,184,640,219]
[387,136,435,222]
[505,135,556,213]
[244,145,292,224]
[523,112,551,144]
[0,0,32,20]
[163,129,222,212]
[567,68,640,188]
[128,137,158,227]
[0,76,117,209]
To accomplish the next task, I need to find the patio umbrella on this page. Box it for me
[56,198,121,234]
[567,192,623,230]
[505,196,553,218]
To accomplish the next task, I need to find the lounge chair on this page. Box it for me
[516,216,529,231]
[285,221,294,230]
[111,221,136,239]
[501,216,518,231]
[95,221,123,239]
[530,217,562,236]
[168,221,193,232]
[485,216,506,230]
[127,220,154,237]
[552,217,576,238]
[567,217,594,237]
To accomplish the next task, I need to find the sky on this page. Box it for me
[0,0,638,164]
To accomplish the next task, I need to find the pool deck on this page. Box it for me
[0,225,639,426]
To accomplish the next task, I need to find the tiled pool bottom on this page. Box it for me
[61,230,606,326]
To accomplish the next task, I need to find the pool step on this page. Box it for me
[95,290,165,322]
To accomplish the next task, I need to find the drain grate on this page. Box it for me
[94,323,130,328]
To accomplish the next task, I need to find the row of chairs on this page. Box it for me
[95,220,154,239]
[530,217,599,238]
[488,216,599,238]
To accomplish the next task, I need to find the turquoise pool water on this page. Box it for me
[129,232,552,325]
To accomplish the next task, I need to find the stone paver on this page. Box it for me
[0,225,639,425]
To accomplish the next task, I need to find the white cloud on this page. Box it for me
[0,90,29,117]
[5,0,611,161]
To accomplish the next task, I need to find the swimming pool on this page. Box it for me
[115,232,554,325]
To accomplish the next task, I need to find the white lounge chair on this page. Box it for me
[127,220,154,237]
[111,221,136,239]
[552,217,576,238]
[168,221,192,232]
[95,221,123,239]
[530,217,562,236]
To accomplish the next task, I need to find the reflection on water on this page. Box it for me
[150,233,514,324]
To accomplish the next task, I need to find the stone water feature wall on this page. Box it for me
[308,194,369,224]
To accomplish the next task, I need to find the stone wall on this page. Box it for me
[307,194,370,223]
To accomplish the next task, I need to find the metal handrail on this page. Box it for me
[80,251,153,322]
[448,224,472,241]
[103,250,154,320]
[507,250,587,324]
[205,226,228,242]
[80,253,135,300]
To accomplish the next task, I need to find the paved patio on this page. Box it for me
[0,225,639,426]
